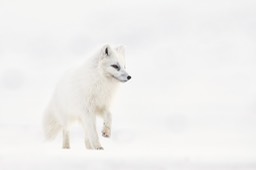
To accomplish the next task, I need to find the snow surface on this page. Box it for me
[1,0,256,169]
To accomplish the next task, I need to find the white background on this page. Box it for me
[1,0,256,169]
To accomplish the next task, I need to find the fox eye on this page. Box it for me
[111,64,120,71]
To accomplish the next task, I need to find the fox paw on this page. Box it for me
[63,146,70,149]
[96,146,104,150]
[102,127,111,138]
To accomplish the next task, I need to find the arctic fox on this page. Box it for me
[43,44,131,150]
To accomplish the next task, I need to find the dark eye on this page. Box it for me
[111,64,120,70]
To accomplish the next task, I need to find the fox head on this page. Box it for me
[99,44,131,83]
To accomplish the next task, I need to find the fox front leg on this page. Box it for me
[81,113,103,150]
[62,129,70,149]
[102,111,112,138]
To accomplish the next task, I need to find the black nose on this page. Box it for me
[127,75,131,80]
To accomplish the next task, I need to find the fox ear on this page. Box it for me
[102,44,112,56]
[115,45,125,55]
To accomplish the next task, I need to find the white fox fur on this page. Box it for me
[43,44,131,150]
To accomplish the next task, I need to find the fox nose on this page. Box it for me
[127,75,131,80]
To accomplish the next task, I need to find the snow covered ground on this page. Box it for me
[1,0,256,169]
